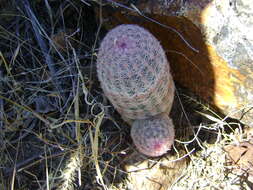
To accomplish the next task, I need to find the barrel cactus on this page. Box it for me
[96,24,175,157]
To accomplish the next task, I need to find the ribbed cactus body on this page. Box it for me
[97,24,175,157]
[97,24,175,121]
[131,113,175,157]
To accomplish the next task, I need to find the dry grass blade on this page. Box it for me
[0,94,50,125]
[89,112,109,190]
[50,119,92,129]
[0,51,13,79]
[57,146,84,190]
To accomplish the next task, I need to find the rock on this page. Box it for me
[96,0,253,126]
[225,142,253,183]
[122,151,187,190]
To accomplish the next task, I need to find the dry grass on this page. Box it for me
[172,125,252,190]
[0,1,251,190]
[0,1,127,189]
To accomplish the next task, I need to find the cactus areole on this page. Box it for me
[96,24,175,157]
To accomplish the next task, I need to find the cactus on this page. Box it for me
[96,24,175,157]
[131,113,175,157]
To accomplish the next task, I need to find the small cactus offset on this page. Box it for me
[97,24,175,157]
[131,113,175,157]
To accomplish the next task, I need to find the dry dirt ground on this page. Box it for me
[0,1,252,190]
